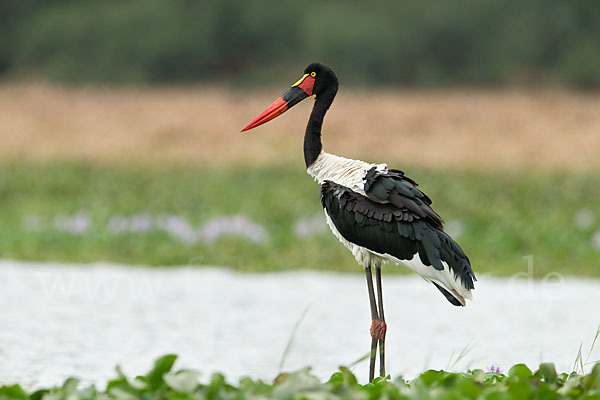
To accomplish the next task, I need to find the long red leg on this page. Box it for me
[375,263,387,377]
[365,265,379,382]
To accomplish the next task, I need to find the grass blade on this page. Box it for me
[278,305,310,372]
[585,324,600,363]
[572,343,583,374]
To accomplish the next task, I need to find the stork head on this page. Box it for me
[241,62,338,132]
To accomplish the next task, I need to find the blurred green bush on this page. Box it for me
[2,162,600,277]
[1,0,599,87]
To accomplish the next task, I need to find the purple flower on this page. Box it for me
[156,215,199,244]
[592,231,600,250]
[54,212,91,235]
[199,215,267,244]
[129,214,153,232]
[108,215,129,233]
[294,215,328,238]
[575,208,595,229]
[487,364,503,374]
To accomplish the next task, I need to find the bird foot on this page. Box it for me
[370,320,387,341]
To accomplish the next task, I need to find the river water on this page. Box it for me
[1,259,599,387]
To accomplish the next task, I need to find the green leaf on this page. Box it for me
[0,385,27,400]
[582,362,600,392]
[538,363,557,383]
[327,371,344,385]
[483,391,512,400]
[30,389,50,400]
[107,387,139,400]
[145,354,178,389]
[61,377,80,394]
[471,369,485,383]
[418,370,445,386]
[508,364,533,380]
[337,366,358,386]
[591,362,600,379]
[456,381,481,399]
[164,370,201,393]
[507,381,534,399]
[206,373,227,399]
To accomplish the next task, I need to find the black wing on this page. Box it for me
[320,177,475,295]
[363,167,444,230]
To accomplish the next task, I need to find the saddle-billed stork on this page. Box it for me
[242,62,476,382]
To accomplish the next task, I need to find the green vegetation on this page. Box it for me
[1,0,600,87]
[2,354,599,399]
[1,162,599,277]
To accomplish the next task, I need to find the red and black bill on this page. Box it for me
[241,74,315,132]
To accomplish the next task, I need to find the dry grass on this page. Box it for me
[2,84,599,170]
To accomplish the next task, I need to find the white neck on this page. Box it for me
[306,152,386,194]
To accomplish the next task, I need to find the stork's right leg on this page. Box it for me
[365,265,379,382]
[375,263,387,378]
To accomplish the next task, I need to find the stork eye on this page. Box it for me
[310,72,316,77]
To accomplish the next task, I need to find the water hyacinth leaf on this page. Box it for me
[107,387,140,400]
[327,371,344,385]
[507,381,534,399]
[438,372,460,387]
[106,374,143,398]
[115,365,128,381]
[538,363,558,383]
[29,389,50,400]
[508,364,533,380]
[77,386,98,399]
[592,362,600,378]
[337,366,358,386]
[61,377,81,394]
[456,380,481,399]
[274,372,289,385]
[415,370,445,387]
[0,385,27,400]
[206,373,237,399]
[238,377,272,397]
[145,354,178,389]
[164,370,201,393]
[272,368,321,399]
[370,375,387,385]
[129,377,148,390]
[362,377,389,399]
[558,374,584,397]
[471,369,485,383]
[582,363,600,392]
[483,390,512,400]
[391,376,409,390]
[557,372,570,385]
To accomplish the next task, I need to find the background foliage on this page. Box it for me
[2,0,600,87]
[2,162,599,277]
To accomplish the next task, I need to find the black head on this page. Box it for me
[241,62,338,132]
[303,62,339,98]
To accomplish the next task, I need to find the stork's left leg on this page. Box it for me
[375,262,387,377]
[365,265,379,383]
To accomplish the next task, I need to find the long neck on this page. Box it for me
[304,83,338,168]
